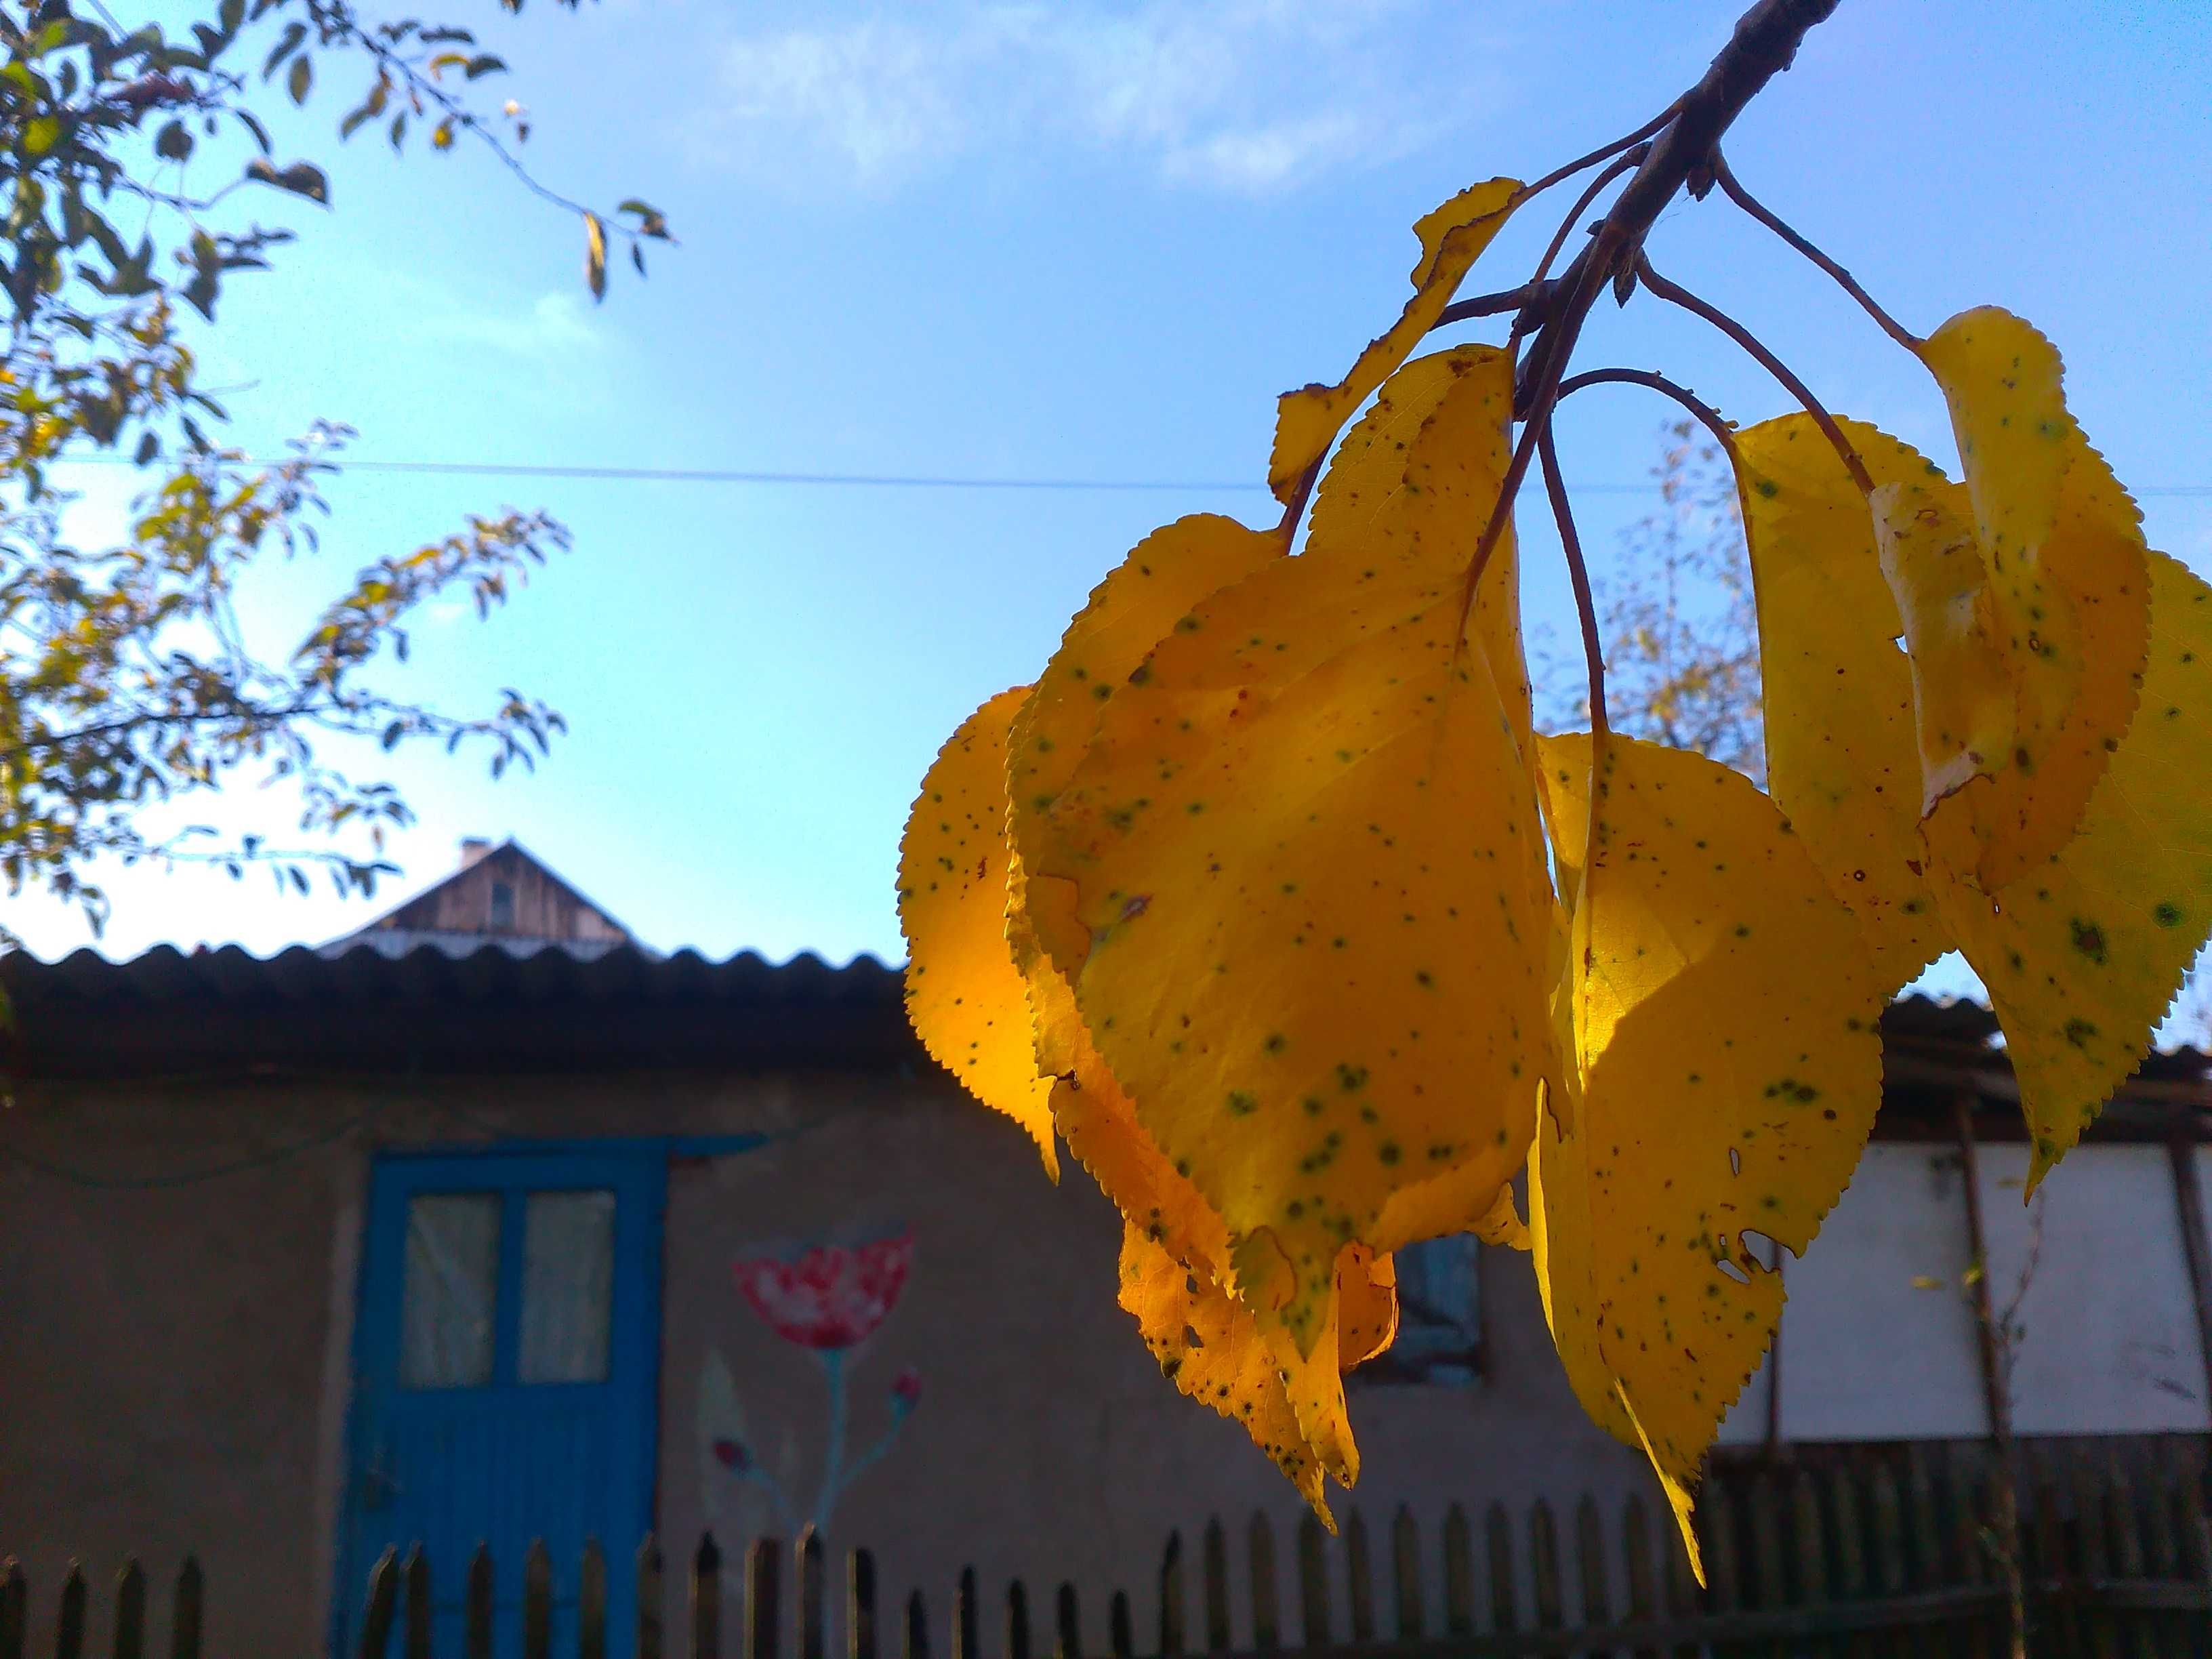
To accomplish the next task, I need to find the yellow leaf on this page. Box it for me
[898,689,1057,1176]
[1923,552,2212,1189]
[1873,476,2015,814]
[1338,1244,1398,1368]
[1006,514,1285,1015]
[1530,732,1887,1576]
[1302,344,1532,763]
[1917,309,2150,885]
[1735,415,1955,981]
[1910,1275,1944,1292]
[1053,579,1553,1361]
[1120,1221,1330,1521]
[1267,178,1521,501]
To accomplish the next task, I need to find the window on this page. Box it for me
[1365,1234,1483,1385]
[399,1193,500,1389]
[488,879,516,932]
[518,1189,616,1384]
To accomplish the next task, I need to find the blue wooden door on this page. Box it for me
[339,1148,664,1658]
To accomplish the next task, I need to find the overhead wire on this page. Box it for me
[34,453,2212,497]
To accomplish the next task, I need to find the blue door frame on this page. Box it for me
[335,1144,668,1658]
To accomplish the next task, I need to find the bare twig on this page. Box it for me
[1432,278,1553,331]
[1538,422,1607,735]
[1518,104,1682,201]
[1557,368,1741,462]
[1634,256,1872,492]
[1711,150,1921,350]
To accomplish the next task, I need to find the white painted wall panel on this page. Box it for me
[1980,1142,2207,1435]
[1779,1143,1986,1440]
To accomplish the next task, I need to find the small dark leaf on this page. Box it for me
[234,107,270,153]
[245,157,328,203]
[134,430,159,466]
[286,52,310,104]
[631,242,645,276]
[155,119,192,160]
[261,21,304,80]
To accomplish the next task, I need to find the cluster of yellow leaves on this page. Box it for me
[898,176,2212,1570]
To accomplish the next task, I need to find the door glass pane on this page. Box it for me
[518,1189,616,1384]
[400,1193,501,1389]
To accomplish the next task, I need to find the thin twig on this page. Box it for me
[1556,369,1740,463]
[1634,255,1872,492]
[1538,422,1606,736]
[1711,150,1920,350]
[1517,103,1681,201]
[1455,251,1611,632]
[1432,278,1553,331]
[1521,145,1652,324]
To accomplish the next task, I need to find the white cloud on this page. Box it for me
[692,1,1491,194]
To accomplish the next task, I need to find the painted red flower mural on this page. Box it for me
[734,1231,914,1351]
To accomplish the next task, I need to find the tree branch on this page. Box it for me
[1513,0,1844,415]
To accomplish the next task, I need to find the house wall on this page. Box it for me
[0,1063,1652,1657]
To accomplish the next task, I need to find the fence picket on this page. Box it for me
[580,1541,607,1659]
[1343,1513,1374,1643]
[1107,1593,1131,1659]
[354,1551,396,1659]
[1619,1496,1658,1659]
[1529,1500,1563,1635]
[1248,1513,1280,1653]
[799,1531,826,1659]
[2073,1460,2122,1659]
[524,1541,552,1659]
[638,1538,665,1659]
[1484,1502,1517,1636]
[1746,1469,1786,1659]
[1870,1461,1913,1659]
[399,1548,428,1659]
[1054,1584,1080,1659]
[2029,1469,2076,1659]
[0,1561,20,1659]
[691,1534,722,1659]
[1442,1505,1473,1639]
[743,1539,774,1659]
[1006,1581,1031,1659]
[2103,1456,2150,1659]
[955,1566,977,1659]
[903,1592,928,1659]
[2139,1475,2184,1659]
[1202,1521,1229,1654]
[1702,1478,1743,1624]
[1659,1510,1698,1659]
[1296,1514,1328,1648]
[1389,1508,1421,1641]
[1157,1534,1183,1658]
[1791,1469,1829,1615]
[851,1551,878,1659]
[1900,1447,1944,1659]
[108,1560,144,1659]
[1576,1494,1613,1641]
[468,1545,494,1659]
[166,1559,200,1659]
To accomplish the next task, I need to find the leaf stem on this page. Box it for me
[1633,255,1872,493]
[1455,251,1610,634]
[1538,420,1607,737]
[1711,150,1921,350]
[1555,369,1740,464]
[1517,104,1681,202]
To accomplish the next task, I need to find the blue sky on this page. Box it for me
[18,0,2211,975]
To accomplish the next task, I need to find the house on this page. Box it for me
[2,841,2207,1656]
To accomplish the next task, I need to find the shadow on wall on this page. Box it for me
[697,1227,923,1539]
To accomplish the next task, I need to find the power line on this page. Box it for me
[37,453,2212,497]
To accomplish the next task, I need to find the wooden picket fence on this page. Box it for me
[4,1446,2209,1658]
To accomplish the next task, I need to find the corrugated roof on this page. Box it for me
[1,939,898,1008]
